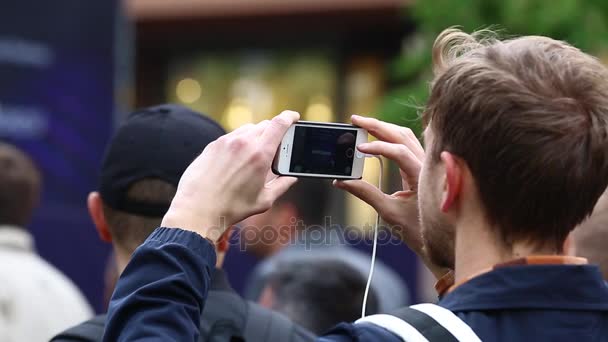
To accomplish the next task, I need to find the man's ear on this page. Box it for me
[276,202,298,226]
[217,226,234,253]
[88,192,112,243]
[440,151,462,213]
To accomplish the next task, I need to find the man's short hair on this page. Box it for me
[424,28,608,248]
[0,143,41,226]
[103,178,176,253]
[266,258,378,334]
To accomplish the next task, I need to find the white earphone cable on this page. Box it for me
[361,155,383,318]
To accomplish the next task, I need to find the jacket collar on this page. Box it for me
[439,264,608,312]
[0,225,34,252]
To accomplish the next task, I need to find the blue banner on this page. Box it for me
[0,1,119,312]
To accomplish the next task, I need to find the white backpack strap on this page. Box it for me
[410,304,481,342]
[355,304,481,342]
[356,314,431,342]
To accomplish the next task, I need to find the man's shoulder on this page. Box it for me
[50,314,107,342]
[204,289,316,341]
[319,322,402,342]
[439,264,608,312]
[0,248,94,333]
[245,300,317,341]
[438,265,608,341]
[49,291,315,342]
[0,247,93,310]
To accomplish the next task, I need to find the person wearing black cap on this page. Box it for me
[51,104,314,342]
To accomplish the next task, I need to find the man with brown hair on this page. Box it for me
[333,29,608,340]
[0,143,92,342]
[101,28,608,341]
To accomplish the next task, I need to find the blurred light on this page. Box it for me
[347,71,375,100]
[346,156,381,230]
[225,99,254,131]
[233,78,273,120]
[304,96,333,122]
[176,78,201,104]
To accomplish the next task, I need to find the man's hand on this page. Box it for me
[334,115,449,279]
[161,111,300,242]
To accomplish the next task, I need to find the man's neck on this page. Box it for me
[116,249,130,275]
[453,216,559,284]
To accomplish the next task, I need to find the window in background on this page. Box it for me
[343,56,385,230]
[167,50,386,233]
[167,50,337,130]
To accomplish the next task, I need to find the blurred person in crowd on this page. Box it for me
[567,191,608,280]
[241,179,409,311]
[0,143,92,342]
[102,27,608,342]
[52,105,314,342]
[258,258,379,335]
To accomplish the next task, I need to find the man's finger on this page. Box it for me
[230,123,256,136]
[351,115,424,159]
[247,120,270,138]
[264,168,279,183]
[259,176,298,210]
[259,110,300,159]
[241,120,270,139]
[357,141,422,178]
[350,115,416,141]
[333,179,388,210]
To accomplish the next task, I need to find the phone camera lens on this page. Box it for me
[346,148,354,158]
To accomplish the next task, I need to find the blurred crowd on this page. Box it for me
[2,26,608,342]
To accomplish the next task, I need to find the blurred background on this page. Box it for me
[1,0,608,313]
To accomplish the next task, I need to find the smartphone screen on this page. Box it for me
[273,121,367,179]
[289,126,358,176]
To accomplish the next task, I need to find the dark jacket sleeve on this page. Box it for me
[101,227,396,342]
[102,227,217,342]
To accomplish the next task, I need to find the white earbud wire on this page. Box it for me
[361,155,383,318]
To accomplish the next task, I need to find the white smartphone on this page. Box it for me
[272,121,368,179]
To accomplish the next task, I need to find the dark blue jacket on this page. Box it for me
[104,228,608,341]
[54,268,314,341]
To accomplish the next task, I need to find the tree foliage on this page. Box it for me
[379,0,608,134]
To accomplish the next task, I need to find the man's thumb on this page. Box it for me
[333,179,386,209]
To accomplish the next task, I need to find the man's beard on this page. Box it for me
[420,215,455,270]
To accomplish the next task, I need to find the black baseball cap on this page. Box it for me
[99,104,226,217]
